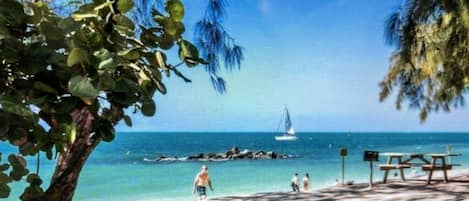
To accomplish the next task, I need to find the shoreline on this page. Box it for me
[212,169,469,201]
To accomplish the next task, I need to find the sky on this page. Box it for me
[117,0,469,132]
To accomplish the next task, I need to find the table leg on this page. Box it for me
[383,170,389,183]
[383,156,392,183]
[427,158,435,185]
[442,157,448,183]
[398,157,405,182]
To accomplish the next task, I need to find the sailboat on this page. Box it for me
[275,106,298,141]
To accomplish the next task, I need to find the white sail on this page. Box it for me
[275,106,298,141]
[287,127,295,135]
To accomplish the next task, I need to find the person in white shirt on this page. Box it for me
[302,173,310,192]
[291,173,300,192]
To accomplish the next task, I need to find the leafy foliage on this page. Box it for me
[194,0,244,93]
[380,0,469,122]
[0,0,209,199]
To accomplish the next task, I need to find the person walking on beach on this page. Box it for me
[291,173,300,192]
[193,165,213,201]
[302,173,310,192]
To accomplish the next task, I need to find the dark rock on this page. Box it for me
[152,148,289,162]
[207,152,217,158]
[231,146,240,154]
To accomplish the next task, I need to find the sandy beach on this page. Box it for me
[213,169,469,201]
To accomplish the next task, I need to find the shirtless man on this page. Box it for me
[193,165,213,201]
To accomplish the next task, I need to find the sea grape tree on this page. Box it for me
[0,0,242,200]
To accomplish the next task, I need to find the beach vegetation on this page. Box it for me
[0,0,242,200]
[380,0,469,122]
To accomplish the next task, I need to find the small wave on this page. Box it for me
[143,158,156,162]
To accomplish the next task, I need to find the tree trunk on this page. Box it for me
[43,107,100,201]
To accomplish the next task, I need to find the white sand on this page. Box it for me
[213,169,469,201]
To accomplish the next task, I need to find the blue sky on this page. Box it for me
[117,0,469,132]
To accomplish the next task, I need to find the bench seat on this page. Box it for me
[422,164,452,171]
[379,164,411,170]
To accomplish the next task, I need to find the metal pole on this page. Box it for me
[342,156,345,185]
[369,161,373,188]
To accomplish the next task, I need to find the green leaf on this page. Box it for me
[112,14,134,30]
[0,25,9,40]
[0,0,26,25]
[156,81,167,94]
[8,155,28,181]
[94,1,113,11]
[155,51,169,71]
[123,115,132,127]
[26,174,42,186]
[8,155,26,169]
[163,19,184,36]
[68,124,77,144]
[118,48,140,60]
[21,45,49,74]
[0,116,9,135]
[0,183,10,198]
[55,97,78,114]
[117,0,134,13]
[141,100,156,116]
[33,81,58,95]
[10,128,28,146]
[98,57,117,69]
[67,48,88,67]
[97,120,115,142]
[0,164,9,172]
[68,76,99,100]
[93,48,111,60]
[39,21,63,40]
[166,0,184,22]
[71,13,99,21]
[0,99,33,117]
[98,74,116,90]
[115,25,134,36]
[19,142,37,156]
[178,40,199,67]
[20,185,44,201]
[0,172,11,183]
[114,78,139,93]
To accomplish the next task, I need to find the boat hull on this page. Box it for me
[275,135,298,141]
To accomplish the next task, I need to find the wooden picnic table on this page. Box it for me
[379,152,461,184]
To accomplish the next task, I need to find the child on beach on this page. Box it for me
[291,173,300,192]
[193,165,214,201]
[303,173,310,192]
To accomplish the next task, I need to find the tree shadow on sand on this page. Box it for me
[212,175,469,201]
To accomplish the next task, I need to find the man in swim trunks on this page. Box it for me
[193,165,213,201]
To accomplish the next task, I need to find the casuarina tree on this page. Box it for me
[380,0,469,121]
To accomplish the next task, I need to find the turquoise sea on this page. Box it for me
[2,132,469,201]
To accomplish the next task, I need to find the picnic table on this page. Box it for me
[379,152,461,184]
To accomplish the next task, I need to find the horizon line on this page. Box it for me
[116,131,469,133]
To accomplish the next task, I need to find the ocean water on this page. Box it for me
[2,132,469,201]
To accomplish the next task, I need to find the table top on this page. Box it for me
[380,152,461,157]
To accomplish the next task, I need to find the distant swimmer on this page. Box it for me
[193,165,213,201]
